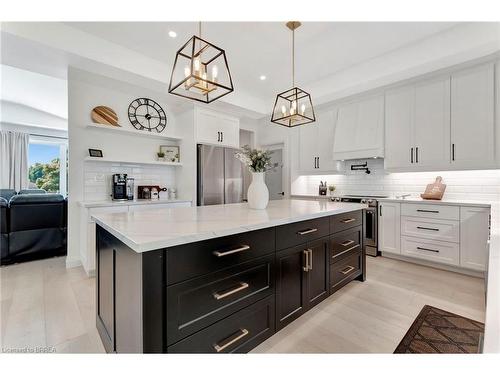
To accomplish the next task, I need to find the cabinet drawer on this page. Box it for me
[167,295,275,353]
[330,226,362,263]
[166,255,274,345]
[330,210,363,234]
[401,216,459,243]
[166,227,275,285]
[401,203,459,220]
[276,217,329,250]
[401,236,459,266]
[330,250,362,293]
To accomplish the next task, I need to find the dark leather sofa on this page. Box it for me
[0,190,67,265]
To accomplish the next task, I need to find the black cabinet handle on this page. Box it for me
[416,147,419,163]
[417,209,439,213]
[317,157,320,169]
[452,143,455,161]
[217,132,220,142]
[417,246,440,253]
[410,148,413,163]
[379,206,382,216]
[221,132,223,142]
[417,226,439,231]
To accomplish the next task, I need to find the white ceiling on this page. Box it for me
[1,64,68,119]
[66,22,458,104]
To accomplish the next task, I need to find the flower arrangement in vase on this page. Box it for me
[235,145,274,209]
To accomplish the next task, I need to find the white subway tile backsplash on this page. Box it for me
[83,161,177,201]
[292,162,500,203]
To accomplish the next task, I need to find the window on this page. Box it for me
[28,136,68,196]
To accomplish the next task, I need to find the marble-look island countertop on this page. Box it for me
[92,199,366,253]
[78,198,192,208]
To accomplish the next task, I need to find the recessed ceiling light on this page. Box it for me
[168,30,177,38]
[259,75,266,81]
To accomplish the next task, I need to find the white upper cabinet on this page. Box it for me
[194,107,239,148]
[384,85,414,170]
[298,110,341,174]
[385,76,450,171]
[333,94,384,160]
[450,63,495,169]
[414,76,451,169]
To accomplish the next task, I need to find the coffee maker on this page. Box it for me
[112,174,128,201]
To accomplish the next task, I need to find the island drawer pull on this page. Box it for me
[340,266,355,275]
[341,218,356,223]
[297,228,318,235]
[416,209,439,213]
[417,246,440,253]
[213,328,249,352]
[416,226,439,231]
[213,282,249,300]
[213,245,251,257]
[341,240,355,247]
[334,244,360,258]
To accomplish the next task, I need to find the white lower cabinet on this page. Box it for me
[379,201,490,273]
[401,236,459,266]
[378,202,401,254]
[460,206,490,271]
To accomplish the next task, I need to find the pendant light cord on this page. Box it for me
[199,21,202,38]
[292,27,295,87]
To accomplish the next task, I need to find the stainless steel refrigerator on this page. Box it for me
[197,144,244,206]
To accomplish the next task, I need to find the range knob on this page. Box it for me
[367,199,373,205]
[361,199,367,204]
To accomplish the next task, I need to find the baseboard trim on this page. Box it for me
[65,256,82,269]
[381,252,485,278]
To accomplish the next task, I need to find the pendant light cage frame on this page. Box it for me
[271,21,316,127]
[168,33,234,104]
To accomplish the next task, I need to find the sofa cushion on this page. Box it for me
[18,189,47,195]
[9,193,64,205]
[9,194,65,232]
[0,189,17,201]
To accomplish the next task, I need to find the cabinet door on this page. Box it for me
[317,110,337,172]
[218,114,240,148]
[298,122,318,172]
[384,86,414,170]
[195,109,220,145]
[414,77,451,168]
[275,245,308,330]
[460,206,490,271]
[305,238,329,309]
[451,64,495,167]
[378,202,401,254]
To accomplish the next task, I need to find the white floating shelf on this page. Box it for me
[84,157,183,167]
[86,123,183,141]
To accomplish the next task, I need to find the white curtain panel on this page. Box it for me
[0,131,29,190]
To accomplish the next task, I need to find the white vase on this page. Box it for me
[247,172,269,209]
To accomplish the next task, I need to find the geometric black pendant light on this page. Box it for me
[271,21,315,127]
[168,22,234,104]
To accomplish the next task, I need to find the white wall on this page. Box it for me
[67,67,183,267]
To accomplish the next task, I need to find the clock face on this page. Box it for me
[128,98,167,133]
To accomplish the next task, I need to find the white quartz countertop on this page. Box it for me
[78,198,192,208]
[378,196,491,208]
[92,199,366,253]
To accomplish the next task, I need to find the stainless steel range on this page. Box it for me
[331,194,388,257]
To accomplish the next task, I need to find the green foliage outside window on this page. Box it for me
[28,158,60,192]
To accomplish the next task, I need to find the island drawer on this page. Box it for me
[330,210,363,234]
[330,226,362,263]
[167,295,275,353]
[276,217,329,250]
[166,227,275,285]
[330,249,362,293]
[166,254,274,345]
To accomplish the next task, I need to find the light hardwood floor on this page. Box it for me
[0,255,485,353]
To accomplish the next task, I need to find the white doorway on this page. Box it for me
[264,144,284,200]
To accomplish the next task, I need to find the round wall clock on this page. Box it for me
[128,98,167,133]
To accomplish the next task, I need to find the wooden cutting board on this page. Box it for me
[91,106,120,126]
